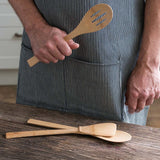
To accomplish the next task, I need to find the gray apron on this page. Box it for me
[16,0,149,125]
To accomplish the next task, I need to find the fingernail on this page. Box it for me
[62,56,65,60]
[68,39,73,43]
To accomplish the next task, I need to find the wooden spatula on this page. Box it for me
[27,3,113,67]
[27,119,132,143]
[6,122,116,139]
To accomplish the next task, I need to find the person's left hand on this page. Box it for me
[125,63,160,114]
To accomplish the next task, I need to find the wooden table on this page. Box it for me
[0,102,160,160]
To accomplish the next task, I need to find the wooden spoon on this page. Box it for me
[27,119,132,143]
[5,122,116,139]
[97,130,132,143]
[27,3,113,67]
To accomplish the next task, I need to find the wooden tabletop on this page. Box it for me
[0,102,160,160]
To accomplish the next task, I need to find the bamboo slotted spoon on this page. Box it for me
[27,3,113,67]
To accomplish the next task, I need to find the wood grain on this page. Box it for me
[0,102,160,160]
[0,85,159,127]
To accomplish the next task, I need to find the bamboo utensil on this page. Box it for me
[97,131,132,143]
[6,128,78,139]
[28,119,75,129]
[27,119,132,143]
[27,3,113,67]
[6,122,116,139]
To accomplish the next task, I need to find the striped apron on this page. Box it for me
[16,0,149,125]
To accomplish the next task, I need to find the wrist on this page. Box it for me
[25,18,48,36]
[137,55,160,72]
[137,46,160,71]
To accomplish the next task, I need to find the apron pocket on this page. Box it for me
[17,45,66,108]
[20,44,56,74]
[64,57,122,121]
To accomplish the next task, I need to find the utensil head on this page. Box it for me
[79,123,117,137]
[79,3,113,34]
[97,130,132,143]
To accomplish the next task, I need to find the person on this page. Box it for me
[9,0,160,125]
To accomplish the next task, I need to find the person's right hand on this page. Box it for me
[27,24,80,64]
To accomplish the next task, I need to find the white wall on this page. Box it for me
[0,0,23,85]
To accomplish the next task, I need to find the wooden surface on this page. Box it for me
[147,99,160,128]
[0,102,160,160]
[0,85,159,128]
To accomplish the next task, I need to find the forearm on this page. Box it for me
[137,0,160,70]
[8,0,47,34]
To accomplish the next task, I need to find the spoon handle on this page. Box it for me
[27,119,75,129]
[6,128,78,139]
[27,56,40,67]
[64,27,80,42]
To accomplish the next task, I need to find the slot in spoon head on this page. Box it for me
[78,3,113,34]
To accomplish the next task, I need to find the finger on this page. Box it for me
[146,95,155,106]
[61,30,79,49]
[135,98,146,113]
[41,58,50,64]
[155,91,160,99]
[61,30,67,37]
[40,49,58,63]
[157,92,160,99]
[34,52,50,64]
[127,94,138,114]
[125,88,138,113]
[47,44,65,60]
[46,54,58,63]
[56,38,72,56]
[68,40,80,50]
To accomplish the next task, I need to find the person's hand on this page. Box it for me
[125,63,160,114]
[27,24,79,64]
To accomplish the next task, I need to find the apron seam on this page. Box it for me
[63,61,68,110]
[119,55,124,121]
